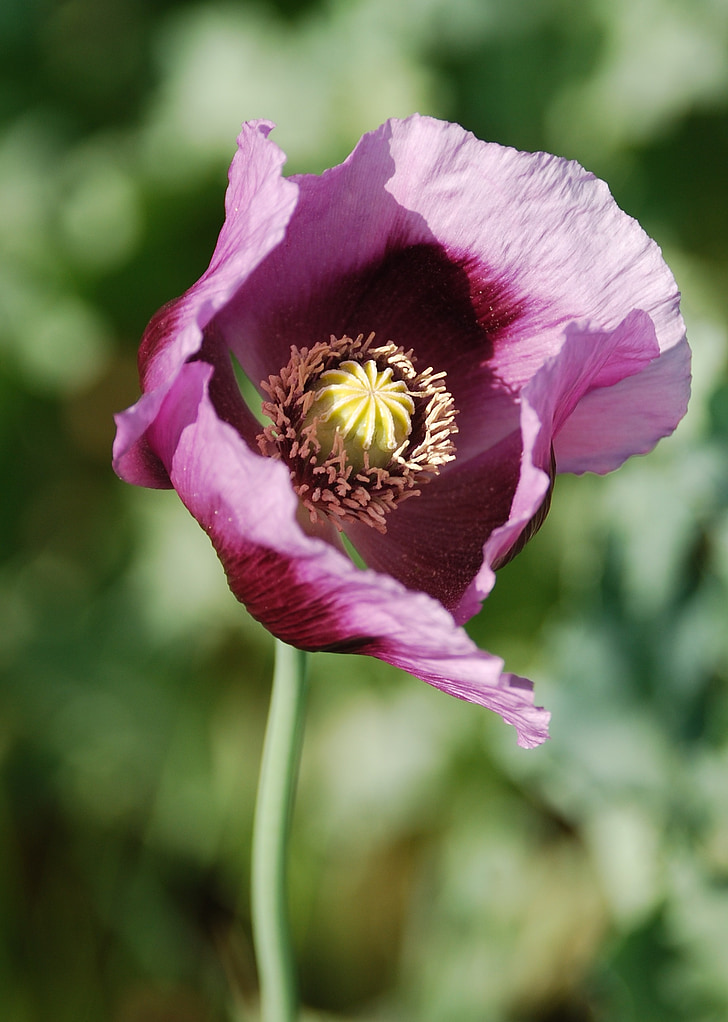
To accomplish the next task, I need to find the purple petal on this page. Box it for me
[113,121,298,485]
[213,124,524,393]
[142,121,298,391]
[522,309,689,477]
[149,360,550,749]
[212,114,686,480]
[345,427,523,619]
[555,334,691,474]
[457,312,667,612]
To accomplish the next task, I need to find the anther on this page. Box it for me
[257,333,457,532]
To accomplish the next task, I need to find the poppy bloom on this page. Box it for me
[113,116,689,748]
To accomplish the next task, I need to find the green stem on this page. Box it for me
[251,639,309,1022]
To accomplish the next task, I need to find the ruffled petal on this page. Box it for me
[385,116,685,364]
[526,309,688,479]
[149,360,550,749]
[214,114,686,478]
[555,334,691,474]
[213,124,520,393]
[113,121,298,485]
[461,310,668,612]
[380,117,688,462]
[141,120,298,391]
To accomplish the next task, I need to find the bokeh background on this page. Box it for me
[2,0,728,1019]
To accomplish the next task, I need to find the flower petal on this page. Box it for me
[554,333,691,474]
[344,426,523,618]
[213,124,522,392]
[142,120,299,391]
[378,116,685,374]
[150,359,550,748]
[214,114,685,477]
[523,309,690,479]
[113,120,298,485]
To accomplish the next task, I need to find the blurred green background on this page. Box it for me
[2,0,728,1019]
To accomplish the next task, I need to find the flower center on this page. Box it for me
[257,333,457,533]
[305,359,415,471]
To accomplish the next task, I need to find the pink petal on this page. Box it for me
[149,360,550,749]
[521,309,690,478]
[345,427,523,618]
[113,121,298,485]
[213,114,686,479]
[213,126,523,392]
[457,309,685,620]
[555,334,691,473]
[383,116,685,384]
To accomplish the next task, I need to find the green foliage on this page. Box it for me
[2,0,728,1019]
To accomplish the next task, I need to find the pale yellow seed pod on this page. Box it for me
[307,360,415,470]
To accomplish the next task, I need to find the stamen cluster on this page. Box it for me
[258,333,457,532]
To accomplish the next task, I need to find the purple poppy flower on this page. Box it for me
[113,116,689,748]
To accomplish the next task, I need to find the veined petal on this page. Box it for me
[141,121,298,391]
[555,333,691,474]
[521,310,678,475]
[112,121,298,486]
[383,117,685,366]
[215,115,686,476]
[149,360,550,749]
